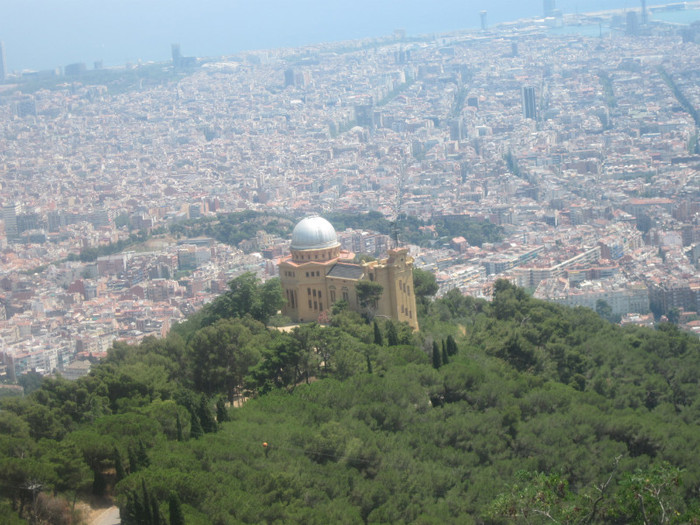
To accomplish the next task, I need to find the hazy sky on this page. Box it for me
[1,1,665,72]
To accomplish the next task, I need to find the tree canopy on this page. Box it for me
[2,279,700,523]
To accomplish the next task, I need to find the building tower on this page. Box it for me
[626,11,639,35]
[521,86,537,120]
[354,101,375,130]
[171,43,182,68]
[0,41,6,82]
[284,68,296,87]
[3,202,21,240]
[480,11,487,31]
[641,0,648,25]
[543,0,556,17]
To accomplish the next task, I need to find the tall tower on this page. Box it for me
[0,41,6,82]
[640,0,648,25]
[480,11,488,31]
[543,0,556,17]
[354,101,375,130]
[171,43,182,68]
[3,202,21,240]
[522,86,537,120]
[626,11,639,36]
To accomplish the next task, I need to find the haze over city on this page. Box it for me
[0,0,683,71]
[2,1,700,523]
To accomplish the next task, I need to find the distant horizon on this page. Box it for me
[0,0,688,73]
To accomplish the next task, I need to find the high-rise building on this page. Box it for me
[480,11,487,31]
[283,68,310,88]
[449,119,464,141]
[171,43,196,68]
[394,48,410,64]
[641,0,648,25]
[522,86,537,120]
[64,62,86,76]
[354,103,375,129]
[12,97,36,117]
[543,0,556,17]
[284,68,296,87]
[0,41,6,82]
[626,11,639,36]
[3,202,21,240]
[171,43,182,67]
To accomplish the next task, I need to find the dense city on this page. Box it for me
[1,3,700,383]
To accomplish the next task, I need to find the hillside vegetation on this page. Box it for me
[2,277,700,524]
[167,210,502,251]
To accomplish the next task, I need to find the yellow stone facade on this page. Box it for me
[279,216,419,330]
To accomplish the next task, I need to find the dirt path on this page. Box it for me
[90,506,120,525]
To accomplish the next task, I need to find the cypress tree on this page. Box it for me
[140,479,151,525]
[366,354,373,374]
[190,413,203,439]
[442,342,449,365]
[128,446,139,473]
[447,335,458,356]
[136,439,150,469]
[373,320,383,346]
[216,397,229,424]
[92,469,107,496]
[151,497,162,525]
[123,489,142,525]
[113,446,126,482]
[432,341,441,369]
[198,395,217,433]
[176,411,184,442]
[386,321,399,346]
[169,492,186,525]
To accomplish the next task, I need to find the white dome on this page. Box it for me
[291,216,339,250]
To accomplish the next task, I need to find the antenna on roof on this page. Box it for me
[390,219,400,249]
[391,163,408,249]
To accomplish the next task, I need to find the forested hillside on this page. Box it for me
[2,276,700,524]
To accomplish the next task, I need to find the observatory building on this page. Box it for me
[279,216,418,330]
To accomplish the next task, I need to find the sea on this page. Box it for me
[1,0,700,73]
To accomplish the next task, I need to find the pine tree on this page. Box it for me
[442,341,449,365]
[432,341,442,369]
[373,320,383,346]
[169,492,186,525]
